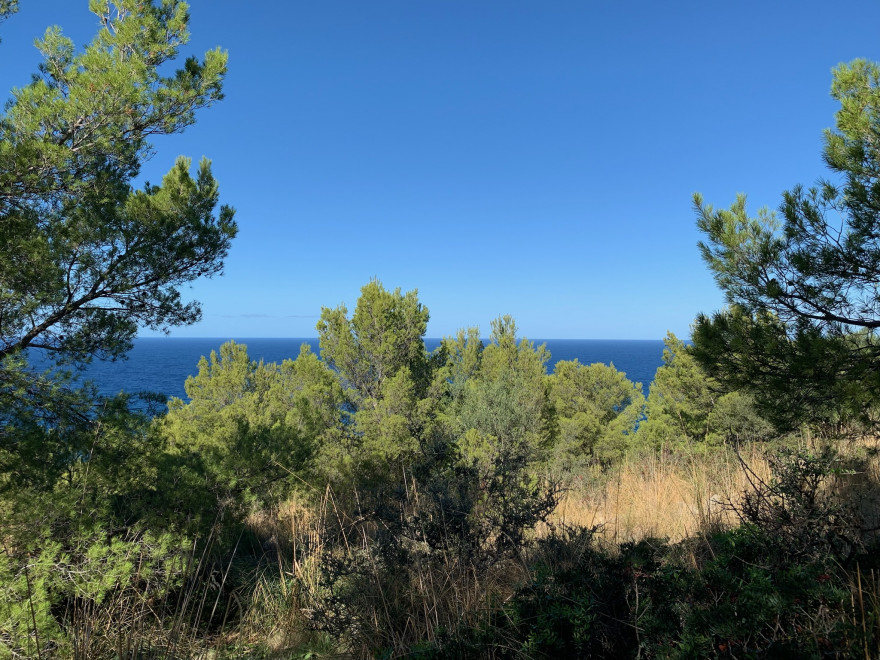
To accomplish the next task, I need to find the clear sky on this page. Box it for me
[2,1,879,339]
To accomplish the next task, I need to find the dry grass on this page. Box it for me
[228,437,880,657]
[15,435,879,658]
[551,437,880,545]
[852,565,880,659]
[276,482,531,657]
[234,496,331,656]
[551,444,771,544]
[241,446,766,654]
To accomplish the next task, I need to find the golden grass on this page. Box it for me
[551,436,880,546]
[550,444,769,544]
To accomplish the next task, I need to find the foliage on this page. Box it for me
[496,527,643,658]
[0,355,96,493]
[636,333,716,447]
[692,307,880,432]
[697,60,880,332]
[7,14,879,647]
[313,280,450,495]
[447,316,560,557]
[652,444,880,658]
[436,326,483,404]
[317,279,431,403]
[635,333,772,449]
[0,0,15,30]
[306,434,559,656]
[705,390,773,445]
[437,445,880,658]
[0,0,238,533]
[159,341,343,512]
[694,59,880,431]
[550,359,644,469]
[731,446,869,565]
[645,446,878,657]
[304,309,561,655]
[667,529,862,658]
[454,316,553,463]
[0,3,241,655]
[0,0,235,366]
[0,526,195,659]
[0,395,221,658]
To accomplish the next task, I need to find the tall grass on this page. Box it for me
[553,444,773,544]
[242,484,535,657]
[553,436,880,545]
[220,438,880,657]
[23,438,879,657]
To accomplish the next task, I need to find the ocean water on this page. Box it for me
[28,337,666,408]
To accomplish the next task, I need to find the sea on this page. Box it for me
[27,338,666,413]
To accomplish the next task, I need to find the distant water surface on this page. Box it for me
[28,338,665,410]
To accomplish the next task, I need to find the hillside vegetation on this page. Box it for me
[3,2,880,658]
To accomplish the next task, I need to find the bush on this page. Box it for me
[304,425,559,656]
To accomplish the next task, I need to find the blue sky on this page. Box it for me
[3,1,879,339]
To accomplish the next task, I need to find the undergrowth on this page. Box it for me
[5,440,880,658]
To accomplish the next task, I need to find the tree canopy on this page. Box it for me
[0,1,15,27]
[317,279,430,403]
[693,59,880,430]
[696,60,880,334]
[0,8,237,652]
[0,0,235,365]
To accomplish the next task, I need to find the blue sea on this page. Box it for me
[28,338,666,410]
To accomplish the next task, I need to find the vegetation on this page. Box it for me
[693,59,880,432]
[2,3,880,659]
[0,2,238,657]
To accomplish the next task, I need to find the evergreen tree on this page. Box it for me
[637,333,716,446]
[549,359,644,467]
[0,5,236,652]
[159,342,344,510]
[694,59,880,431]
[0,0,15,28]
[0,0,235,366]
[315,280,441,485]
[0,0,236,544]
[317,279,430,404]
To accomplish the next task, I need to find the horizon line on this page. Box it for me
[135,336,675,342]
